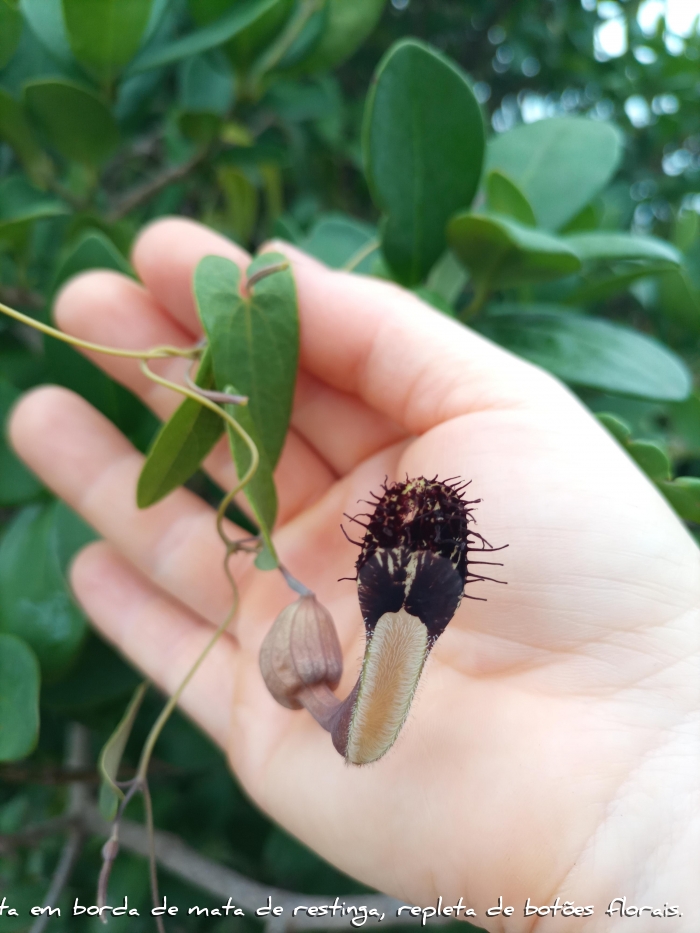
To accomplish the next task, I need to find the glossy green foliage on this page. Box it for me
[303,213,377,271]
[24,79,119,166]
[0,0,23,70]
[137,348,224,507]
[301,0,385,72]
[63,0,154,82]
[0,633,40,761]
[0,502,95,677]
[194,253,299,547]
[0,379,43,505]
[130,0,280,73]
[486,170,536,227]
[0,174,66,247]
[448,213,580,288]
[564,233,681,266]
[486,117,623,231]
[0,88,51,183]
[98,680,148,819]
[363,39,484,285]
[479,306,692,401]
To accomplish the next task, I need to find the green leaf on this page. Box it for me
[363,38,484,286]
[53,229,132,289]
[0,503,89,677]
[0,379,43,506]
[656,268,700,332]
[0,174,66,233]
[565,263,676,306]
[302,213,377,271]
[18,0,76,69]
[98,680,148,820]
[298,0,385,72]
[0,633,40,761]
[478,306,692,401]
[137,348,224,507]
[194,253,299,546]
[62,0,154,82]
[447,213,581,288]
[178,51,233,116]
[597,411,632,444]
[563,232,681,266]
[24,78,120,166]
[657,477,700,524]
[217,165,259,243]
[486,170,536,226]
[129,0,280,73]
[0,0,23,69]
[425,249,468,306]
[0,89,53,184]
[486,117,623,231]
[627,440,671,482]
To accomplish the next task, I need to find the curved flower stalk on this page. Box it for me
[261,478,506,765]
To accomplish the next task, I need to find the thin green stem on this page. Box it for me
[0,301,200,360]
[343,238,380,273]
[142,781,165,933]
[135,577,239,783]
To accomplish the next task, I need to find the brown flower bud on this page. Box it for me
[259,595,343,710]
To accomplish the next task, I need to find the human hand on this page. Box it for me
[9,218,700,931]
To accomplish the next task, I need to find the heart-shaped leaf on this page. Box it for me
[194,253,299,551]
[363,38,484,285]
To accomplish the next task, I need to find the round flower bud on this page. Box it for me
[259,595,343,710]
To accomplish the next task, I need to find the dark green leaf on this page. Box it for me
[299,0,385,72]
[98,680,148,820]
[129,0,280,73]
[657,477,700,524]
[24,78,120,166]
[0,0,23,69]
[0,379,43,505]
[0,633,40,761]
[53,228,132,289]
[565,263,676,306]
[486,117,623,230]
[626,440,671,482]
[563,232,681,266]
[478,306,692,401]
[486,170,536,226]
[0,174,66,243]
[447,213,580,288]
[303,213,377,271]
[194,253,299,545]
[363,38,484,285]
[63,0,154,82]
[137,348,224,508]
[0,88,53,184]
[657,268,700,331]
[0,503,88,677]
[596,411,632,444]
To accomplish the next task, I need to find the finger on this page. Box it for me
[9,386,250,626]
[132,216,250,334]
[71,541,237,748]
[263,241,573,433]
[131,219,410,468]
[53,271,337,522]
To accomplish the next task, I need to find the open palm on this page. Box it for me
[10,219,700,931]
